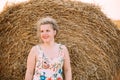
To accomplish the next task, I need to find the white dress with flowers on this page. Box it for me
[33,44,64,80]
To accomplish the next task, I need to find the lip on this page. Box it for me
[42,35,49,39]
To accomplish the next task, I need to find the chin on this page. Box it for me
[42,40,50,43]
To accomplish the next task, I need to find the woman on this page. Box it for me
[25,17,72,80]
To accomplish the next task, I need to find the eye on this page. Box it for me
[46,30,50,32]
[40,30,43,33]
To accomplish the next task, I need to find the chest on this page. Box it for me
[43,47,60,59]
[36,50,64,70]
[35,45,64,67]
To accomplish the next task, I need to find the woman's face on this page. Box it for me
[40,24,56,43]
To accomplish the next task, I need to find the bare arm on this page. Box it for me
[25,46,36,80]
[63,45,72,80]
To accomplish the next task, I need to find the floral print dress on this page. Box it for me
[33,44,64,80]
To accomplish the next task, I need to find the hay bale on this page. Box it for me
[113,20,120,30]
[0,0,120,80]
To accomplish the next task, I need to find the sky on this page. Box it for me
[80,0,120,20]
[0,0,120,20]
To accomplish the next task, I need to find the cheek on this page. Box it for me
[47,31,54,36]
[51,32,56,37]
[40,33,44,38]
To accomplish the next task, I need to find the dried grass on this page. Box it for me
[0,0,120,80]
[113,20,120,30]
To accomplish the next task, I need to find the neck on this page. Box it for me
[43,40,56,48]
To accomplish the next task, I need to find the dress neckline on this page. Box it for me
[37,44,62,60]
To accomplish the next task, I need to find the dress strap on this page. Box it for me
[36,45,43,57]
[58,44,64,57]
[59,44,63,50]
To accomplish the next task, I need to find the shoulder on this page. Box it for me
[31,44,41,50]
[29,45,38,55]
[58,44,68,52]
[30,45,37,51]
[58,44,70,60]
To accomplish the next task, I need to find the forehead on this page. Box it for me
[40,24,53,30]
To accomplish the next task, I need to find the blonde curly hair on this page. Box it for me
[36,16,59,41]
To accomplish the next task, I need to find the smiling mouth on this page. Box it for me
[42,36,49,39]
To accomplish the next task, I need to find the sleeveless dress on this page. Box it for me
[33,44,64,80]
